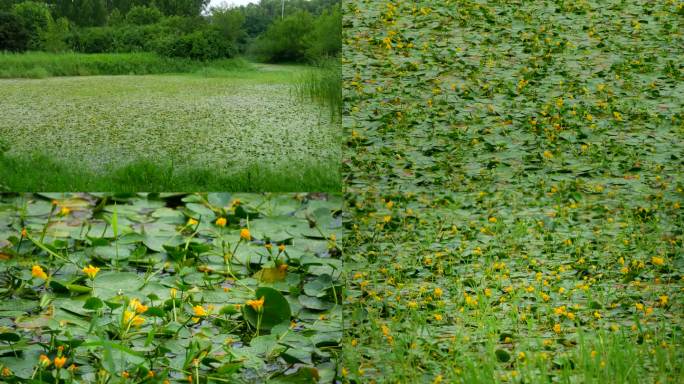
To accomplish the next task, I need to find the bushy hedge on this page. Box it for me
[155,27,236,60]
[68,27,114,53]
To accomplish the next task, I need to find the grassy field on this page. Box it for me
[0,193,343,383]
[342,0,683,383]
[0,58,340,191]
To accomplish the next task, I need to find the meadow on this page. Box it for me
[0,193,343,383]
[0,53,341,192]
[341,0,683,383]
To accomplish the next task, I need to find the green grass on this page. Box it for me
[0,52,252,78]
[0,152,340,192]
[292,57,342,120]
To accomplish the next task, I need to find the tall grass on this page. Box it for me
[0,52,252,78]
[0,152,340,192]
[292,57,341,120]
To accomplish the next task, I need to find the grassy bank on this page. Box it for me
[0,52,253,78]
[0,152,340,191]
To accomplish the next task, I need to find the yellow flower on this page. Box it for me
[1,367,11,376]
[651,256,665,266]
[187,218,198,226]
[433,287,443,298]
[192,305,207,317]
[123,310,135,323]
[39,354,51,368]
[543,150,554,159]
[82,265,100,279]
[659,295,668,305]
[131,316,145,327]
[170,288,178,298]
[59,206,71,216]
[246,296,265,312]
[613,111,623,121]
[130,299,148,314]
[240,228,251,241]
[553,323,561,334]
[215,217,227,227]
[278,244,286,252]
[32,265,48,280]
[21,228,27,237]
[54,356,67,369]
[518,351,526,360]
[488,217,497,223]
[433,314,443,321]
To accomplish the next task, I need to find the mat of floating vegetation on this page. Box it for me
[0,193,342,383]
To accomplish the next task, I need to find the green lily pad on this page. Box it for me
[242,287,292,331]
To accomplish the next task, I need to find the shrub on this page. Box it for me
[158,15,207,34]
[69,27,115,53]
[156,27,235,60]
[126,5,163,26]
[0,11,29,52]
[113,24,164,52]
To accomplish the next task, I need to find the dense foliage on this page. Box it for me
[342,0,683,383]
[0,0,341,62]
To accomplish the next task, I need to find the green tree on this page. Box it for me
[210,7,246,46]
[126,5,162,25]
[154,0,209,17]
[42,16,70,52]
[252,10,314,62]
[0,11,30,51]
[12,1,52,49]
[304,5,340,60]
